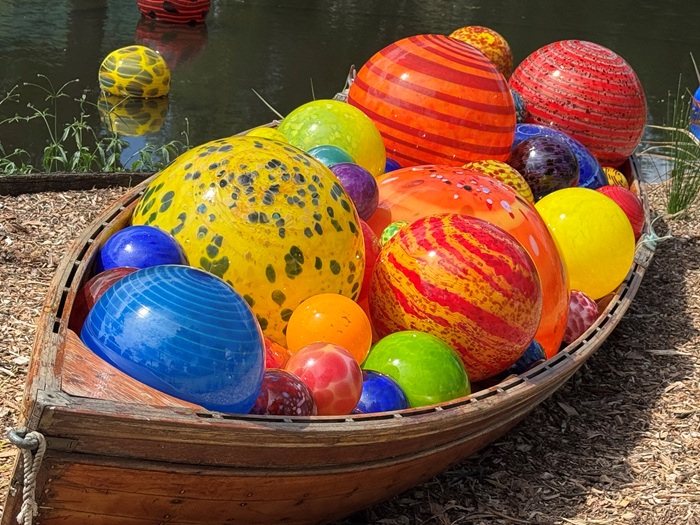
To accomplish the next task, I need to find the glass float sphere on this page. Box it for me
[99,45,170,98]
[131,136,365,345]
[510,40,646,167]
[137,0,210,24]
[81,265,265,413]
[449,25,514,79]
[348,34,515,167]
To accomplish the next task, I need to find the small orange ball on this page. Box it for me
[449,25,513,78]
[285,293,373,364]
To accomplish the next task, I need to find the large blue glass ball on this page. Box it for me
[356,370,410,413]
[513,123,607,190]
[81,265,265,413]
[95,225,188,273]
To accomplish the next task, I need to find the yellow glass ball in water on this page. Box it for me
[535,187,635,300]
[277,99,386,178]
[99,45,170,98]
[131,136,365,344]
[98,94,169,136]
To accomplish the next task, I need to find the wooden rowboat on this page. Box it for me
[1,154,655,525]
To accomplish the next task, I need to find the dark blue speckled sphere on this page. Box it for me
[508,135,580,201]
[513,123,607,190]
[81,265,265,413]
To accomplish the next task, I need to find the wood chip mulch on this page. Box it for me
[0,181,698,525]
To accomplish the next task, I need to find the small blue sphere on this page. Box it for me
[513,123,607,190]
[509,340,547,375]
[384,158,402,173]
[306,144,355,168]
[81,265,265,413]
[691,86,700,139]
[356,370,409,413]
[96,225,188,273]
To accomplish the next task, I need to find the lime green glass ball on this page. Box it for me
[277,99,386,178]
[99,45,170,98]
[131,136,365,344]
[362,331,470,407]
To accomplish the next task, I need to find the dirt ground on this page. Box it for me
[0,181,698,525]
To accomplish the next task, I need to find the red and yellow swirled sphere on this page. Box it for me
[449,25,513,79]
[370,214,543,381]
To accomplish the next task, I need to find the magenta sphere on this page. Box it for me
[330,162,379,221]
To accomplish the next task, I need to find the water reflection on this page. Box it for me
[134,18,208,70]
[0,0,698,164]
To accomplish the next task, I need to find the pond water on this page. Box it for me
[0,0,698,169]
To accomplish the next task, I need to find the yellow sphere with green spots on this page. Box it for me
[99,45,170,98]
[131,136,365,344]
[277,99,386,178]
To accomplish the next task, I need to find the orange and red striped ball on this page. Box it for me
[347,34,516,167]
[370,213,543,382]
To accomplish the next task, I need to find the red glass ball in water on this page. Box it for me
[509,40,646,167]
[347,34,515,167]
[137,0,210,24]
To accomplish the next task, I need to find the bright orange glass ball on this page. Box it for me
[347,34,515,167]
[285,293,373,364]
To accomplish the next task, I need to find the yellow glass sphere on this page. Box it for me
[449,25,514,79]
[603,166,630,189]
[131,136,365,344]
[277,99,386,178]
[462,159,535,203]
[245,127,289,142]
[535,187,635,300]
[99,45,170,98]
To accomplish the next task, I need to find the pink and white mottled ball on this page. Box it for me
[284,342,363,415]
[563,290,600,344]
[250,369,317,416]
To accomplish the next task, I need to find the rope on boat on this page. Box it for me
[7,428,47,525]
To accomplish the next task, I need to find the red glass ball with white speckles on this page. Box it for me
[250,369,317,416]
[284,342,363,415]
[564,290,600,344]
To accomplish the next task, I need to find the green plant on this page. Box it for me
[639,74,700,216]
[0,75,192,175]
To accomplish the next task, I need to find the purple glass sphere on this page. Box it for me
[330,162,379,220]
[508,135,580,201]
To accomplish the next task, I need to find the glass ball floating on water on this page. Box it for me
[98,45,171,98]
[80,265,266,414]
